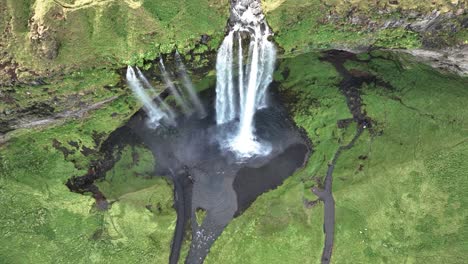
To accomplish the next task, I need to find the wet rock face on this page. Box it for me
[402,46,468,76]
[229,0,270,34]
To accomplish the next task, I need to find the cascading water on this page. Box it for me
[158,57,191,115]
[126,55,208,129]
[174,51,207,118]
[216,0,277,158]
[135,67,176,121]
[127,0,275,158]
[126,66,176,128]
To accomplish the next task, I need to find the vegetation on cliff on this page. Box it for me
[0,1,467,263]
[207,51,468,263]
[0,0,228,84]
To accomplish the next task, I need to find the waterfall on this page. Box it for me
[215,0,277,157]
[174,51,207,118]
[135,67,176,120]
[158,57,191,115]
[126,66,175,128]
[215,32,235,124]
[127,0,275,158]
[127,54,208,129]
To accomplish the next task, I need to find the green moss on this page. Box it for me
[5,0,34,33]
[455,28,468,45]
[207,51,468,263]
[0,88,177,262]
[2,0,229,78]
[3,68,121,114]
[321,0,458,15]
[96,146,167,200]
[374,28,422,49]
[195,208,207,226]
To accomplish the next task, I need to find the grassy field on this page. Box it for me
[1,1,467,262]
[0,0,229,82]
[0,80,177,263]
[206,51,468,263]
[0,43,466,264]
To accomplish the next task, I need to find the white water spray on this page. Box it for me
[215,0,277,157]
[126,66,175,128]
[158,57,191,115]
[135,67,176,120]
[174,51,207,118]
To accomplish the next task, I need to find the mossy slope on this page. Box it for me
[263,0,466,53]
[0,92,176,263]
[206,51,468,263]
[0,0,229,83]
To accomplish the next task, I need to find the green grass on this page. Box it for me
[1,0,229,81]
[264,0,465,53]
[0,90,176,263]
[96,145,170,200]
[374,28,422,49]
[331,54,468,263]
[321,0,458,14]
[1,69,121,114]
[206,51,468,263]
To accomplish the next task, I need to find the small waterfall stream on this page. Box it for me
[126,55,207,129]
[175,51,207,118]
[135,67,176,121]
[126,66,175,128]
[158,57,191,115]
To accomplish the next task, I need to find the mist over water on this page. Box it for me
[158,57,191,115]
[175,51,207,119]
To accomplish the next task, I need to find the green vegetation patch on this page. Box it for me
[207,51,468,263]
[1,0,229,81]
[331,52,468,263]
[96,145,170,200]
[374,28,422,49]
[0,69,121,116]
[207,52,348,263]
[0,89,176,263]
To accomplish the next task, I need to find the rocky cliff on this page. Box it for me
[0,0,466,86]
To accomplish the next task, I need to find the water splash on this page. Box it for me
[215,0,277,158]
[126,66,175,128]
